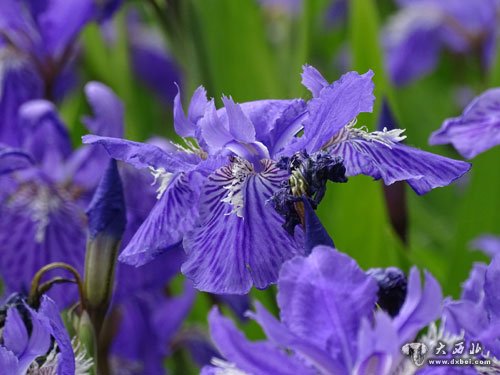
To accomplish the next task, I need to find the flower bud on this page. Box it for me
[84,159,126,332]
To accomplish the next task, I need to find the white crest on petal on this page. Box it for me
[324,118,407,151]
[221,157,254,218]
[210,357,249,375]
[149,166,173,199]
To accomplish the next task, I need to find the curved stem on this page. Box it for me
[29,262,85,310]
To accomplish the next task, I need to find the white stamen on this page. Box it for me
[210,357,249,375]
[28,187,61,243]
[149,166,173,199]
[221,157,254,218]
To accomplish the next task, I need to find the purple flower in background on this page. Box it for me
[203,245,442,375]
[383,0,499,86]
[0,294,91,375]
[0,82,130,307]
[429,88,500,159]
[471,235,500,258]
[84,65,470,295]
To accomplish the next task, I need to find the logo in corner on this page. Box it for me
[401,342,428,367]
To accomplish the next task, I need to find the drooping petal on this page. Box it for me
[429,89,500,159]
[208,307,316,375]
[292,70,375,154]
[0,182,86,307]
[83,82,124,138]
[0,146,34,175]
[182,159,304,293]
[82,135,200,172]
[392,268,442,344]
[118,171,203,266]
[277,245,378,369]
[329,134,471,195]
[38,296,75,375]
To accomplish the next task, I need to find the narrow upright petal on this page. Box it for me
[470,235,500,258]
[429,89,500,159]
[392,268,442,344]
[83,82,124,138]
[301,64,328,97]
[174,86,208,138]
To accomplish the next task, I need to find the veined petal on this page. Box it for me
[292,70,375,154]
[277,245,378,370]
[429,89,500,159]
[82,135,200,172]
[328,130,471,195]
[118,172,203,266]
[182,159,304,294]
[0,186,85,307]
[83,82,124,137]
[208,308,316,375]
[393,268,442,344]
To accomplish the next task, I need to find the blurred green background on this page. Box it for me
[57,0,500,371]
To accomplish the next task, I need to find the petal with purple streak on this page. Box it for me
[119,172,203,266]
[182,160,304,294]
[0,146,34,175]
[329,135,471,195]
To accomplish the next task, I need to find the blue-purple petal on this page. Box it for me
[429,89,500,159]
[277,245,378,369]
[182,161,304,293]
[83,82,124,138]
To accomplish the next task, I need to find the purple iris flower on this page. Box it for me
[0,294,91,375]
[429,88,500,159]
[383,0,499,86]
[0,82,128,307]
[439,252,500,370]
[203,245,442,375]
[84,65,470,294]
